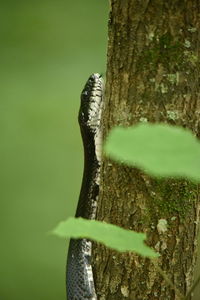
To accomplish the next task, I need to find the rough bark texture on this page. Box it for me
[93,1,200,300]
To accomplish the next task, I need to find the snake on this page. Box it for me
[66,73,104,300]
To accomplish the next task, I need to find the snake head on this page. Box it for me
[79,73,103,133]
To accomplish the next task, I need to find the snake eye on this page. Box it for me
[89,74,96,81]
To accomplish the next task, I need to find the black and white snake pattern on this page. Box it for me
[66,74,104,300]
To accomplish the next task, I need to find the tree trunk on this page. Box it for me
[93,1,200,300]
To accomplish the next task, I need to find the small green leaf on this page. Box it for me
[105,123,200,182]
[52,217,158,258]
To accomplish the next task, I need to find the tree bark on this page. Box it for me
[93,1,200,300]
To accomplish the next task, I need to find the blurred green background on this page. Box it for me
[1,1,200,299]
[0,1,108,299]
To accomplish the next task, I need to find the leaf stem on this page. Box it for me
[152,260,184,300]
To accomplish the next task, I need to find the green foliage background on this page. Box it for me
[0,1,108,299]
[1,1,200,299]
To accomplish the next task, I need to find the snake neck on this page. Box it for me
[75,127,100,219]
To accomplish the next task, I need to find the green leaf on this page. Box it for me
[104,123,200,182]
[52,217,158,258]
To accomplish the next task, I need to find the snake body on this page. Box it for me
[66,74,104,300]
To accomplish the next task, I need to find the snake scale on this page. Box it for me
[66,74,104,300]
